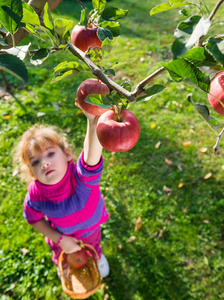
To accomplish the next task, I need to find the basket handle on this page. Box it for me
[80,242,100,262]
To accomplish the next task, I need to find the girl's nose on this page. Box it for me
[41,161,50,169]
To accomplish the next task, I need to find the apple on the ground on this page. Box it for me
[96,109,141,152]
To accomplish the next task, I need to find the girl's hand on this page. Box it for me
[59,235,82,254]
[75,98,99,122]
[75,98,103,166]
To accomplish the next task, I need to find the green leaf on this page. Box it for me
[21,2,39,26]
[180,8,190,17]
[43,2,54,30]
[103,68,116,76]
[0,0,23,34]
[106,90,120,105]
[84,94,111,108]
[0,36,8,47]
[52,61,83,82]
[182,47,220,68]
[162,58,210,92]
[99,21,120,37]
[121,81,132,92]
[206,37,224,67]
[23,23,46,41]
[30,48,50,65]
[170,0,188,3]
[188,94,222,132]
[87,47,104,63]
[51,69,81,83]
[101,7,128,21]
[92,0,106,13]
[171,15,201,58]
[53,61,83,73]
[54,18,74,38]
[182,47,205,63]
[160,37,175,47]
[97,27,113,41]
[137,84,166,102]
[101,36,119,57]
[111,57,135,69]
[37,25,57,46]
[0,53,28,83]
[79,9,88,28]
[150,2,191,16]
[185,17,211,48]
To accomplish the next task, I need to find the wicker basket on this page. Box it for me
[58,244,101,299]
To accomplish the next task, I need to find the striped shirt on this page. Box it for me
[23,151,109,238]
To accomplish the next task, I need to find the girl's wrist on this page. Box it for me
[56,233,64,246]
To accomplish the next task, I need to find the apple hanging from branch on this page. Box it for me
[96,109,141,152]
[75,78,110,115]
[2,0,224,153]
[208,71,224,116]
[71,25,102,52]
[76,78,141,152]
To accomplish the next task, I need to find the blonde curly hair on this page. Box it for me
[13,124,75,184]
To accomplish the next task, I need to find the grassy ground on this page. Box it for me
[1,0,224,299]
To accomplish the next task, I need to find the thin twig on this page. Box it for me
[200,0,210,15]
[75,0,89,21]
[213,126,224,153]
[132,67,166,95]
[0,70,10,92]
[208,0,224,20]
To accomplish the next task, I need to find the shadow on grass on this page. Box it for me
[100,119,224,300]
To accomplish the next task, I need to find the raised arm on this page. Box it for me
[83,114,103,166]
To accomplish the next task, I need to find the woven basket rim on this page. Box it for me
[58,245,101,299]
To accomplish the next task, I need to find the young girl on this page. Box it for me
[14,112,110,278]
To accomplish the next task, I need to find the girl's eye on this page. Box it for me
[32,160,39,167]
[48,152,54,157]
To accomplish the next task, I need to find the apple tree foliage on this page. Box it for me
[1,0,224,149]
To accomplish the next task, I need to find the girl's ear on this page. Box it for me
[64,148,73,161]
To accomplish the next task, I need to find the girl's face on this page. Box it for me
[28,141,72,185]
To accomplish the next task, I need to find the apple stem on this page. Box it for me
[114,105,121,117]
[75,0,90,21]
[213,126,224,154]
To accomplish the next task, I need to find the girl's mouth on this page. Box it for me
[46,170,54,175]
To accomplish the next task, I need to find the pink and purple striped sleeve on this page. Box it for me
[23,192,44,225]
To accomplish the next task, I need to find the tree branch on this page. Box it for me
[213,126,224,153]
[67,42,165,102]
[132,67,166,97]
[208,0,224,20]
[67,43,135,100]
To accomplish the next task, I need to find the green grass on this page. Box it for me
[1,0,224,299]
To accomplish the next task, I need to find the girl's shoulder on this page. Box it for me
[27,180,40,197]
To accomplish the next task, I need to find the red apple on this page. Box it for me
[71,25,102,52]
[76,78,110,115]
[96,109,141,152]
[67,248,88,269]
[208,71,224,116]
